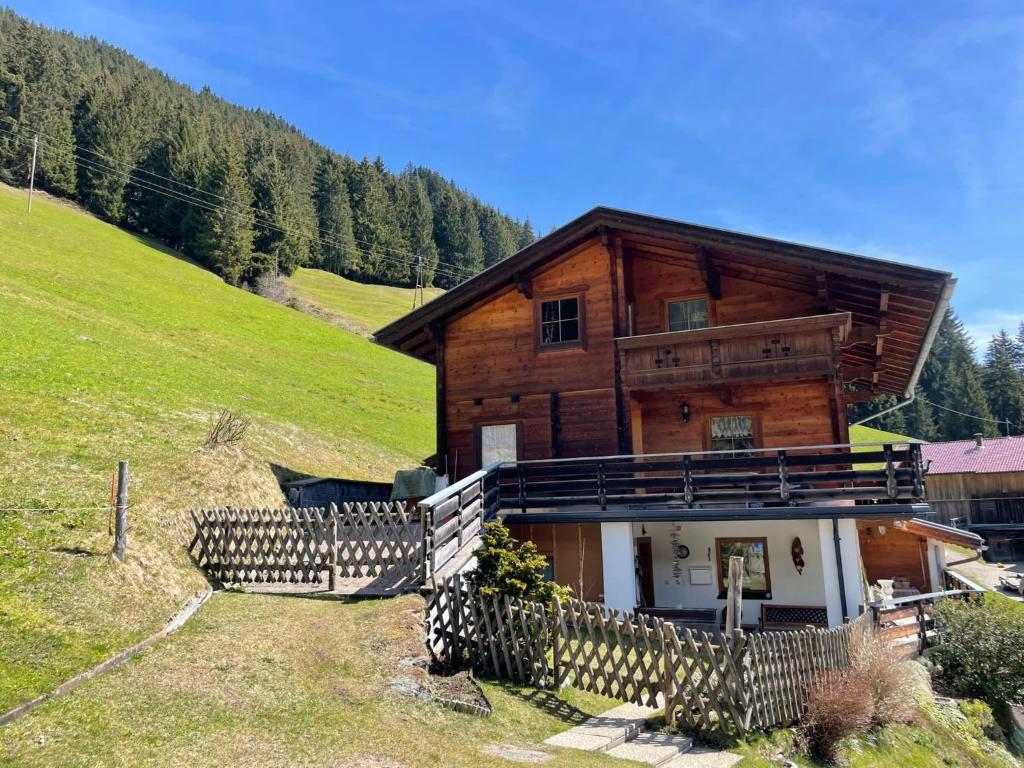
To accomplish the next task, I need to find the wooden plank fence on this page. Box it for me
[189,502,422,586]
[427,576,884,738]
[744,613,871,730]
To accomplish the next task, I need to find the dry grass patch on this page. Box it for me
[0,593,631,768]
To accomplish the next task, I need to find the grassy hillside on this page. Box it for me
[285,267,445,337]
[850,424,918,444]
[0,184,434,711]
[0,593,630,767]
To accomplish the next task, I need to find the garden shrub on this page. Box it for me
[469,521,571,605]
[930,595,1024,709]
[802,668,874,763]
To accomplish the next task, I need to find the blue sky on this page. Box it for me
[10,0,1024,349]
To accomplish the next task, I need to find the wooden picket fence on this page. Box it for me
[744,613,871,730]
[188,502,422,586]
[427,575,878,737]
[426,573,550,685]
[189,507,332,584]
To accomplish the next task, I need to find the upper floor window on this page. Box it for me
[711,415,756,455]
[667,297,710,332]
[540,296,581,347]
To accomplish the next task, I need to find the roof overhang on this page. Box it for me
[374,207,954,396]
[905,517,985,549]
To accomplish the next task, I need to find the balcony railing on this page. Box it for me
[616,312,850,389]
[495,442,926,513]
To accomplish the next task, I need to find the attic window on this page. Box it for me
[539,296,582,348]
[668,297,710,332]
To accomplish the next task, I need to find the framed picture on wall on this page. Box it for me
[715,537,772,599]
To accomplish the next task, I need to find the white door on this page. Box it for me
[481,423,518,466]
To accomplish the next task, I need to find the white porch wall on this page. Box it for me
[642,519,830,627]
[927,538,946,591]
[838,518,865,620]
[601,522,636,612]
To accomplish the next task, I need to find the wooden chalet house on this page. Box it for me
[377,208,976,629]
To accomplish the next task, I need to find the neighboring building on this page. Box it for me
[377,207,975,627]
[923,434,1024,561]
[282,477,393,508]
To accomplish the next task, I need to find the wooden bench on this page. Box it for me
[636,606,722,637]
[760,604,829,631]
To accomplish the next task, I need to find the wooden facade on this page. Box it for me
[377,208,955,603]
[927,472,1024,561]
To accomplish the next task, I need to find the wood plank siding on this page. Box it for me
[857,519,933,593]
[375,207,955,604]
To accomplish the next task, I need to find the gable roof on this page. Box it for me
[375,206,955,395]
[923,436,1024,475]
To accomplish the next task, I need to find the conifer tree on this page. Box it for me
[517,217,537,249]
[479,205,517,267]
[191,138,254,284]
[983,330,1024,436]
[917,309,996,439]
[312,154,359,275]
[431,183,465,288]
[903,386,938,441]
[73,75,148,222]
[349,156,402,281]
[401,171,439,285]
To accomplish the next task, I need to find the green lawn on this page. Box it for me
[0,185,435,712]
[0,593,632,768]
[733,696,1018,768]
[849,424,917,445]
[285,266,445,337]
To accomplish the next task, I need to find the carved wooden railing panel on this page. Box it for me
[617,312,850,389]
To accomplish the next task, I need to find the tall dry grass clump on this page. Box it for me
[802,668,874,762]
[849,627,917,726]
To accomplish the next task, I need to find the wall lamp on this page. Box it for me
[679,401,690,423]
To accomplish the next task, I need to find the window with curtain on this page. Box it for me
[667,297,709,332]
[711,415,755,455]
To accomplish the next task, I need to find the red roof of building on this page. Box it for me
[922,436,1024,475]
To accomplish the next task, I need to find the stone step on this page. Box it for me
[544,702,654,753]
[606,730,693,766]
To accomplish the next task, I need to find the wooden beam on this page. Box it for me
[844,389,879,403]
[512,271,532,300]
[816,273,833,314]
[426,322,448,476]
[696,247,722,300]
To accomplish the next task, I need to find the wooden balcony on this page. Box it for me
[616,312,851,390]
[494,442,927,515]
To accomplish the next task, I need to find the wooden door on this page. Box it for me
[636,536,656,607]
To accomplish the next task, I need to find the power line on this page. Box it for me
[919,396,1020,432]
[0,116,483,284]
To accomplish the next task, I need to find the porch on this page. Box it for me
[417,441,933,628]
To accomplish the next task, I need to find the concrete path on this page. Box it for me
[946,549,1024,602]
[544,702,741,767]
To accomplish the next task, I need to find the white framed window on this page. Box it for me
[480,423,518,465]
[667,297,710,332]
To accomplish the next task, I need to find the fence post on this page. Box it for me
[552,595,562,689]
[725,555,744,636]
[662,620,677,726]
[113,460,128,560]
[328,503,338,592]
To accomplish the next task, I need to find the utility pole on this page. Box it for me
[411,254,423,309]
[27,133,38,214]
